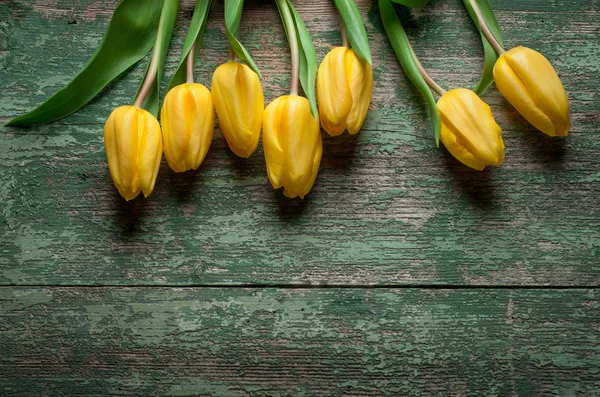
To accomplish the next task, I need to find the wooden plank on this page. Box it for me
[1,1,599,286]
[0,287,599,396]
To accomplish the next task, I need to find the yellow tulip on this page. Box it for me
[104,106,163,201]
[160,83,214,173]
[317,47,373,136]
[263,95,322,199]
[494,46,570,137]
[212,61,265,158]
[438,89,505,171]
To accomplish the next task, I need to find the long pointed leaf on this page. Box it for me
[379,0,441,146]
[225,0,261,77]
[332,0,372,64]
[390,0,430,7]
[7,0,164,126]
[285,0,318,119]
[463,0,504,95]
[134,0,178,117]
[167,0,213,91]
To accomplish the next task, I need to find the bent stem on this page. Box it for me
[277,0,299,96]
[186,40,196,83]
[469,0,505,55]
[133,2,170,108]
[412,49,446,96]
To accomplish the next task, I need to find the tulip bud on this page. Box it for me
[212,61,265,158]
[494,46,570,137]
[317,47,373,136]
[438,89,505,171]
[263,95,322,199]
[160,83,215,173]
[104,106,163,201]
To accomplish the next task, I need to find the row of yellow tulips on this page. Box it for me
[104,46,373,201]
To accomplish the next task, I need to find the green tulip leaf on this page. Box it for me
[134,0,178,117]
[167,0,213,91]
[225,0,261,77]
[379,0,441,146]
[276,0,318,119]
[332,0,372,64]
[463,0,504,95]
[390,0,430,8]
[7,0,165,126]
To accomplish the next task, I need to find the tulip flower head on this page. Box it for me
[494,46,570,137]
[160,83,215,173]
[212,61,265,158]
[263,95,322,199]
[438,89,505,171]
[104,106,163,201]
[317,47,373,136]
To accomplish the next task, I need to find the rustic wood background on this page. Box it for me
[1,0,599,395]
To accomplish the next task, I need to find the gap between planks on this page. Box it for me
[0,283,597,290]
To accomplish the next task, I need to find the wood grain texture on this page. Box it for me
[1,287,599,396]
[1,1,599,286]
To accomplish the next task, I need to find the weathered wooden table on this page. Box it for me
[1,0,599,395]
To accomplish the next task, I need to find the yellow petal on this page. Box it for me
[494,46,570,137]
[317,47,352,136]
[262,96,285,189]
[438,89,504,171]
[345,49,373,135]
[138,109,163,198]
[212,62,264,157]
[160,83,214,173]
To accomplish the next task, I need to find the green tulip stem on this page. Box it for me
[133,0,170,108]
[277,0,300,96]
[186,40,196,84]
[228,43,236,62]
[409,48,446,97]
[340,16,350,48]
[470,0,505,55]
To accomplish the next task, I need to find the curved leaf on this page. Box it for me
[7,0,164,126]
[134,0,178,117]
[225,0,261,77]
[167,0,213,91]
[463,0,504,95]
[390,0,430,7]
[332,0,372,64]
[285,0,318,119]
[379,0,441,146]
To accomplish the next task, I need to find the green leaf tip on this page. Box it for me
[379,0,441,146]
[7,0,165,126]
[332,0,372,65]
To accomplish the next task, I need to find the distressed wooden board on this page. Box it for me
[1,0,599,286]
[0,287,599,396]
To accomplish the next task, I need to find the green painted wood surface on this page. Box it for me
[0,0,599,395]
[1,287,599,396]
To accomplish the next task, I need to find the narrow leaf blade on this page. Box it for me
[379,0,441,146]
[135,0,178,117]
[225,0,261,77]
[332,0,372,64]
[167,0,213,91]
[7,0,164,126]
[286,0,318,119]
[463,0,504,95]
